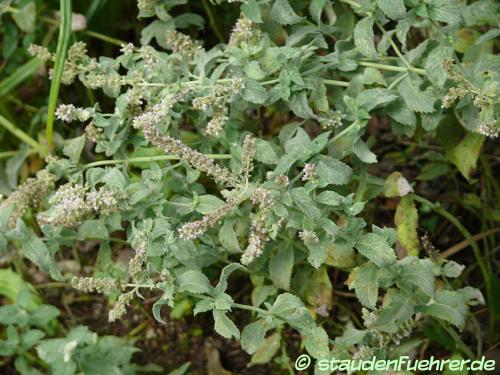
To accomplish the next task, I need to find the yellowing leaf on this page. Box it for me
[395,195,419,256]
[450,132,485,181]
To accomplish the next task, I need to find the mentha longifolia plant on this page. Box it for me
[1,0,498,369]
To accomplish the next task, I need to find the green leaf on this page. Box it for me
[355,232,397,267]
[377,0,406,20]
[449,132,484,181]
[242,79,268,104]
[195,195,225,214]
[177,270,212,294]
[23,234,63,281]
[309,0,326,23]
[63,135,86,163]
[241,320,268,354]
[398,76,438,113]
[395,195,419,256]
[347,263,379,308]
[428,0,462,25]
[417,290,468,330]
[254,139,279,165]
[316,191,344,206]
[370,293,414,332]
[303,326,330,359]
[269,246,294,290]
[218,218,241,253]
[354,17,377,58]
[357,88,398,111]
[425,45,454,88]
[250,332,281,364]
[12,2,36,33]
[77,219,109,240]
[395,257,435,297]
[241,0,262,23]
[315,156,352,187]
[0,269,41,310]
[213,310,240,339]
[290,187,321,219]
[215,263,245,293]
[270,0,303,25]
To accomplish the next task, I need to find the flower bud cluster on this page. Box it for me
[165,31,202,59]
[108,290,135,322]
[320,111,344,129]
[241,134,256,180]
[251,188,274,209]
[128,238,147,280]
[479,121,499,138]
[132,91,187,130]
[38,184,125,228]
[142,125,239,187]
[28,44,53,62]
[71,276,119,293]
[302,163,316,181]
[120,43,135,56]
[55,104,91,123]
[0,170,56,227]
[229,15,260,46]
[85,123,105,142]
[274,175,289,188]
[178,198,238,240]
[241,219,269,265]
[299,229,319,244]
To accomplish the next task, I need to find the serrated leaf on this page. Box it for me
[213,310,240,339]
[450,132,485,181]
[377,0,406,20]
[347,263,379,308]
[63,135,86,163]
[290,187,321,219]
[355,232,397,267]
[417,290,468,329]
[303,326,330,359]
[398,76,438,113]
[241,320,267,354]
[250,332,281,364]
[270,0,303,25]
[354,17,377,58]
[315,156,352,187]
[357,88,398,111]
[23,234,63,281]
[242,79,268,104]
[395,195,419,256]
[218,219,241,253]
[425,45,454,88]
[177,270,212,294]
[269,246,294,290]
[241,0,262,23]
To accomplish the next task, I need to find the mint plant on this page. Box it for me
[1,0,498,372]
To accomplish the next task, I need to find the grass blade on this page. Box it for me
[45,0,72,152]
[0,58,42,98]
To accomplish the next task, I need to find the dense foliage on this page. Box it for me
[0,0,499,373]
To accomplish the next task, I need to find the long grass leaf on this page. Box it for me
[0,58,42,98]
[45,0,72,152]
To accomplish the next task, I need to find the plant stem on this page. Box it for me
[201,0,225,43]
[82,154,232,169]
[46,0,72,152]
[359,61,426,75]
